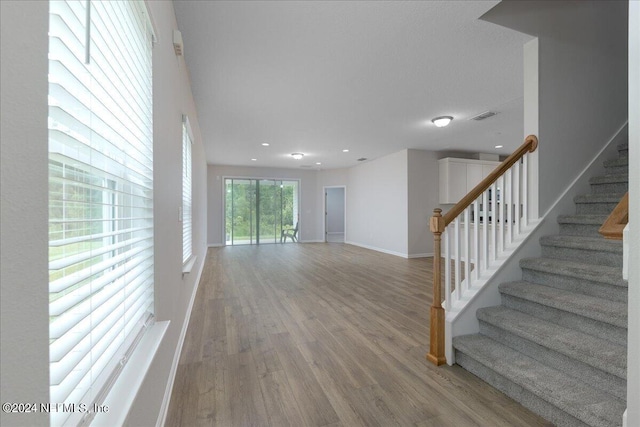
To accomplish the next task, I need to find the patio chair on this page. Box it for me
[281,222,299,243]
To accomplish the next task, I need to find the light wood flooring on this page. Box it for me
[166,243,551,427]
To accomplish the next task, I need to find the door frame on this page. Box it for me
[222,176,301,246]
[322,185,347,243]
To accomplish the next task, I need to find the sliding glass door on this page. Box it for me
[225,178,299,245]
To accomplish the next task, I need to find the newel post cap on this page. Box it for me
[430,209,445,233]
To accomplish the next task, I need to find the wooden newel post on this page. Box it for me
[427,208,446,365]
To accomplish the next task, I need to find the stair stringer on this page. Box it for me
[445,123,628,366]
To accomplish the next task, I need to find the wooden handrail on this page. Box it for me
[426,135,538,366]
[442,135,538,227]
[599,192,628,240]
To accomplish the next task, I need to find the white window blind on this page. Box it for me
[48,1,154,425]
[182,116,193,264]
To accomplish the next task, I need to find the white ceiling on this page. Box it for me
[173,0,533,170]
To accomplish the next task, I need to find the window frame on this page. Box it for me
[182,114,194,268]
[47,1,155,425]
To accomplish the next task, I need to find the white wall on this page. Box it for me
[346,150,409,257]
[407,149,442,257]
[126,1,208,425]
[207,165,320,244]
[0,2,49,426]
[626,2,639,425]
[482,0,628,215]
[325,188,345,233]
[0,2,208,426]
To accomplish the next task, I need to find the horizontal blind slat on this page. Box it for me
[50,276,153,383]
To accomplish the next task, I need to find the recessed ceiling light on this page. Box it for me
[316,162,322,165]
[291,152,304,160]
[495,145,503,149]
[342,149,349,153]
[432,116,453,127]
[261,143,270,146]
[251,158,257,161]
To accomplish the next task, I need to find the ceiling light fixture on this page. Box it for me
[495,145,503,149]
[261,143,270,146]
[342,149,349,153]
[316,162,322,165]
[432,116,453,127]
[291,152,304,160]
[251,158,257,161]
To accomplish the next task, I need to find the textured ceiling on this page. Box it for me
[173,0,533,170]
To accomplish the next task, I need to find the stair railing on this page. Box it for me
[427,135,539,365]
[599,192,628,240]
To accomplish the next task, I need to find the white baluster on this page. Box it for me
[464,207,470,293]
[473,198,479,281]
[491,182,497,263]
[498,175,504,256]
[514,159,521,235]
[454,217,461,302]
[444,228,451,311]
[523,154,528,227]
[506,168,512,245]
[482,189,488,272]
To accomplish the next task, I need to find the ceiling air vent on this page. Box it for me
[357,158,367,162]
[470,111,498,121]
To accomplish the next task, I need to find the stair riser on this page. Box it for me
[500,294,627,347]
[454,350,590,427]
[479,320,626,401]
[603,165,628,175]
[559,223,603,238]
[589,182,628,194]
[575,202,619,215]
[618,148,628,158]
[521,268,627,303]
[541,245,623,268]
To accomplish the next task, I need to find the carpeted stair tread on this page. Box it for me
[574,193,626,204]
[603,157,628,168]
[589,174,628,184]
[557,214,608,225]
[540,235,622,254]
[557,214,609,237]
[557,214,609,225]
[520,257,626,289]
[453,334,626,427]
[499,281,627,328]
[476,306,627,379]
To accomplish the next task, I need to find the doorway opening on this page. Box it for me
[225,178,299,245]
[324,186,346,243]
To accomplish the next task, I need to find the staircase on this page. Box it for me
[453,142,628,427]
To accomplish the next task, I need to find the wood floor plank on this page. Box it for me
[259,369,307,427]
[227,351,270,426]
[166,244,552,427]
[269,332,340,426]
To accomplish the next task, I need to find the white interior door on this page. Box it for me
[325,187,345,243]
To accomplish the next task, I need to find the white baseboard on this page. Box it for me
[326,231,345,235]
[345,241,409,258]
[408,252,433,258]
[207,243,224,248]
[299,239,325,243]
[156,255,205,427]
